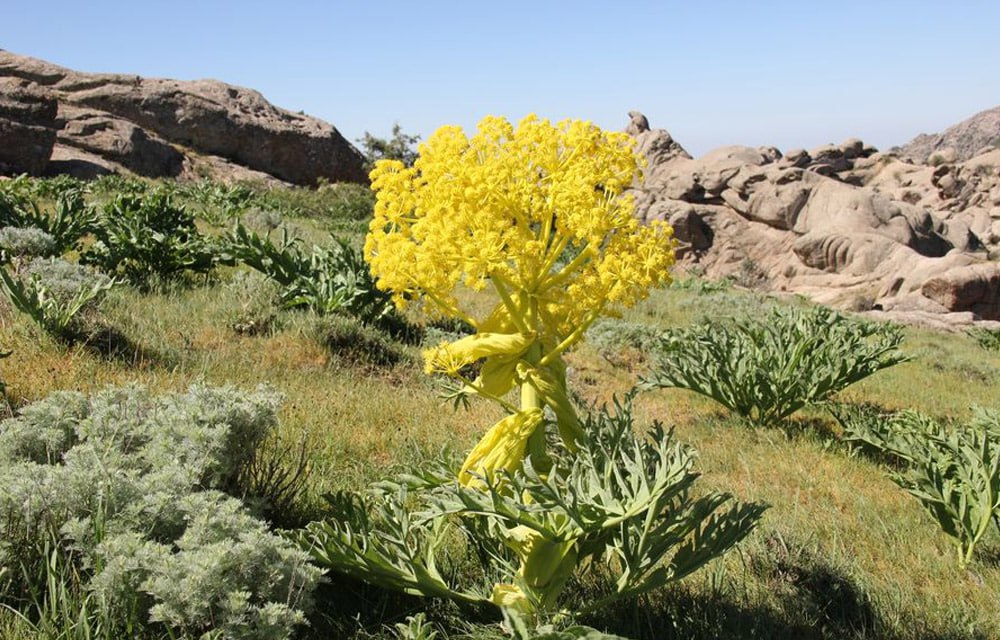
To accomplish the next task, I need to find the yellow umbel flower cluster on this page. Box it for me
[365,114,675,484]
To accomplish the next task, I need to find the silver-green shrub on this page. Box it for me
[0,226,57,261]
[0,257,115,340]
[644,306,909,426]
[0,384,320,639]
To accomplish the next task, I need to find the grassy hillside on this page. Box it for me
[0,175,997,639]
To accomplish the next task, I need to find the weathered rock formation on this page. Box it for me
[627,112,1000,328]
[0,50,367,185]
[0,77,57,175]
[894,105,1000,165]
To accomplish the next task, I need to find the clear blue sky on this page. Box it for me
[4,1,999,157]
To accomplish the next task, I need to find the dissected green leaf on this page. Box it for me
[836,405,1000,567]
[644,306,908,425]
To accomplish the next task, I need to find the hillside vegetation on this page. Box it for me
[0,174,997,640]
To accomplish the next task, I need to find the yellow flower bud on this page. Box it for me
[423,332,535,376]
[506,525,577,608]
[489,583,533,615]
[466,355,520,399]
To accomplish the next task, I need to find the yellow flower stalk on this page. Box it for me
[366,113,675,478]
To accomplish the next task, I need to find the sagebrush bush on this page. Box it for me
[242,208,285,234]
[644,306,909,425]
[0,384,320,639]
[0,226,58,261]
[0,257,115,340]
[225,270,282,336]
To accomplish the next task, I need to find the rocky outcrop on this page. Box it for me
[55,105,184,177]
[626,111,1000,327]
[894,105,1000,165]
[0,49,367,185]
[0,77,57,175]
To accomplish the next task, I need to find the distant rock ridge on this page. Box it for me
[894,105,1000,165]
[626,111,1000,329]
[0,49,367,185]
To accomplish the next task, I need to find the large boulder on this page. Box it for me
[921,262,1000,320]
[0,77,57,175]
[0,49,367,185]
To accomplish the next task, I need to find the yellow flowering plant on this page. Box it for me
[366,114,675,483]
[296,116,765,630]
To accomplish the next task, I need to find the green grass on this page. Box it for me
[0,180,998,639]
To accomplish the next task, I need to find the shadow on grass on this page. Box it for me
[778,414,841,442]
[575,539,988,640]
[79,324,172,368]
[973,540,1000,571]
[303,558,990,640]
[306,574,499,639]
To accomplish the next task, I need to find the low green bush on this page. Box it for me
[179,179,258,225]
[968,326,1000,351]
[313,314,412,368]
[82,190,219,288]
[315,182,375,223]
[835,404,1000,568]
[0,384,321,639]
[89,173,149,197]
[644,306,909,426]
[293,395,766,630]
[226,223,397,326]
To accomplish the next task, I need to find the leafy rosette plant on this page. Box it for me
[298,115,765,630]
[365,114,675,483]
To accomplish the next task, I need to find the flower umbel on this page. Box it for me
[367,114,674,473]
[366,115,674,333]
